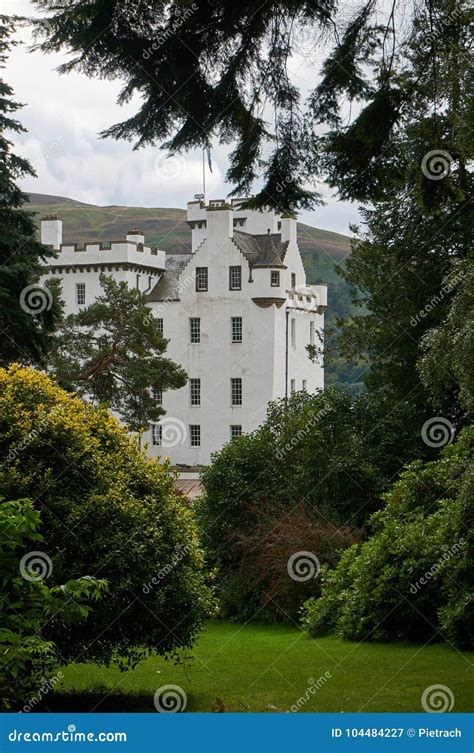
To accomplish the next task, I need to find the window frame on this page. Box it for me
[231,316,243,343]
[156,318,164,336]
[76,282,86,306]
[190,317,201,344]
[271,270,280,287]
[231,377,242,406]
[190,378,201,406]
[195,266,208,292]
[189,424,201,447]
[151,423,162,446]
[230,425,242,439]
[152,387,163,406]
[229,265,242,291]
[291,318,296,347]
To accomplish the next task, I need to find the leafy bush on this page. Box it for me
[301,427,473,648]
[1,497,106,710]
[224,502,356,620]
[197,387,414,620]
[0,365,211,667]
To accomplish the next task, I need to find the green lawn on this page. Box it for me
[53,622,473,713]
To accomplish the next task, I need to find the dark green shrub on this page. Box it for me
[301,427,473,648]
[1,498,106,710]
[197,387,413,620]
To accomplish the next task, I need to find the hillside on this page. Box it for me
[26,193,352,285]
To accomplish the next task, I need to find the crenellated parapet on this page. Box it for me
[40,218,166,273]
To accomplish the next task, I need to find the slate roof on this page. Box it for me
[233,231,288,268]
[147,253,192,302]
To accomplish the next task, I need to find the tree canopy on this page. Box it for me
[49,274,187,433]
[31,0,473,212]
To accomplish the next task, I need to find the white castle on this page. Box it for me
[40,198,327,470]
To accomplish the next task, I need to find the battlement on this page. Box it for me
[186,197,295,252]
[41,217,166,272]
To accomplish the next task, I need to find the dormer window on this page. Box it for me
[271,270,280,287]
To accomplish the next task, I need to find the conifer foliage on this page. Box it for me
[0,15,61,365]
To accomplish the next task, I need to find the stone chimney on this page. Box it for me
[126,227,145,244]
[206,203,234,245]
[280,215,297,244]
[41,215,63,250]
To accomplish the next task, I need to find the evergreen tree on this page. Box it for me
[339,196,469,430]
[31,0,472,212]
[49,274,187,433]
[0,15,61,365]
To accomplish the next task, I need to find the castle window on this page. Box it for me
[151,423,162,446]
[290,379,296,395]
[156,318,164,336]
[76,282,86,306]
[229,266,242,290]
[302,380,307,391]
[196,267,208,291]
[190,378,201,406]
[271,270,280,287]
[190,425,201,447]
[231,378,242,406]
[277,221,282,231]
[152,387,162,406]
[291,273,296,289]
[291,318,296,347]
[230,425,242,439]
[136,273,140,289]
[310,321,315,345]
[231,316,242,343]
[190,317,201,344]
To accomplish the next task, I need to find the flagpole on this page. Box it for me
[202,147,206,201]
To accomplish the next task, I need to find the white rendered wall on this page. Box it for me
[39,202,326,468]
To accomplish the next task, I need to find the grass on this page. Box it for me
[48,622,473,713]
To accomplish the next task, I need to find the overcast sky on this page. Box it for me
[5,0,361,235]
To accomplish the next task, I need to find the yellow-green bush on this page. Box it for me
[0,365,211,666]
